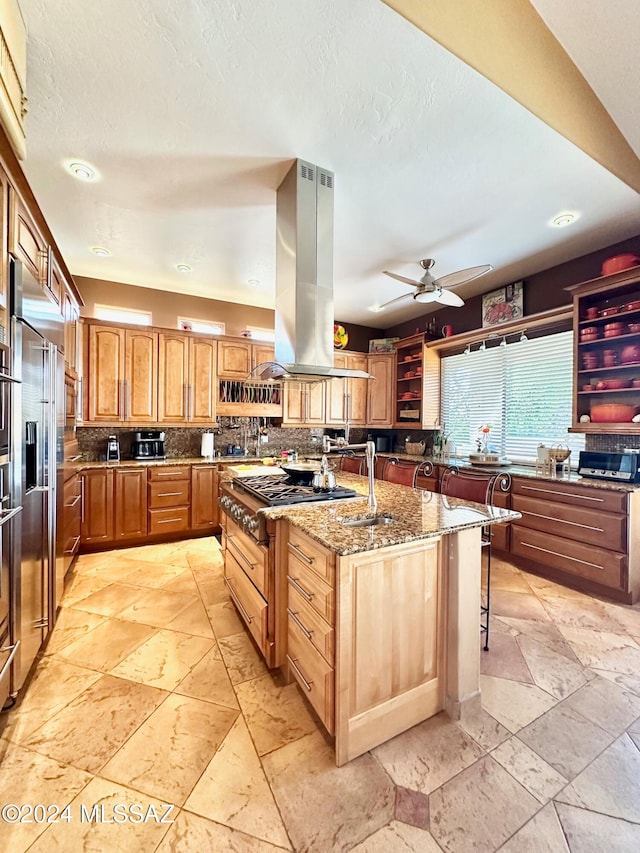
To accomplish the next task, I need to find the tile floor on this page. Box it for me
[1,538,640,852]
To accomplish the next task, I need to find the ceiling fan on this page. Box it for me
[380,258,492,309]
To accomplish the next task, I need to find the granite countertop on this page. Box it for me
[258,472,521,557]
[73,455,259,470]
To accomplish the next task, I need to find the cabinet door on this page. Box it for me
[48,253,62,305]
[366,354,394,427]
[307,382,326,424]
[189,337,217,422]
[114,469,148,541]
[347,354,368,426]
[0,165,8,313]
[87,325,126,422]
[125,329,158,422]
[326,354,347,424]
[282,384,305,424]
[218,341,251,378]
[191,465,219,530]
[252,343,274,368]
[63,288,80,377]
[9,190,47,283]
[158,333,189,422]
[81,469,114,543]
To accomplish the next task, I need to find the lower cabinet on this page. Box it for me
[62,473,82,572]
[191,464,219,530]
[114,468,148,541]
[81,468,114,544]
[148,465,190,536]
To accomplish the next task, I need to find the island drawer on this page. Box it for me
[288,583,334,665]
[149,480,190,508]
[511,478,628,514]
[148,466,190,481]
[287,563,334,625]
[226,529,267,597]
[512,494,627,551]
[225,548,268,653]
[287,624,334,734]
[148,506,190,535]
[288,527,335,585]
[511,524,626,591]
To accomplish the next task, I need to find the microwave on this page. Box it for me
[578,450,640,483]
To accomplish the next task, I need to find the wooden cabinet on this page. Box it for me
[0,164,9,313]
[158,333,217,423]
[9,189,48,284]
[114,468,148,541]
[81,468,114,544]
[191,464,219,530]
[62,474,82,575]
[86,324,157,423]
[568,266,640,434]
[366,353,395,427]
[218,340,274,378]
[282,382,326,425]
[326,352,369,426]
[148,465,190,536]
[393,334,425,428]
[62,287,80,376]
[216,341,280,416]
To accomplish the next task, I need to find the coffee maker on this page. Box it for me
[106,435,120,461]
[131,430,166,459]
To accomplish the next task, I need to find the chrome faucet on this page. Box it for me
[322,436,377,514]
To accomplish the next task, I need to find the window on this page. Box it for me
[94,305,152,326]
[178,317,225,335]
[440,330,584,463]
[246,327,275,342]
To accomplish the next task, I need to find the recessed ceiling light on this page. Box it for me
[91,246,110,256]
[247,279,260,287]
[66,160,97,181]
[368,304,384,312]
[176,264,192,273]
[551,212,578,228]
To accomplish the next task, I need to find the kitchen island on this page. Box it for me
[222,470,519,765]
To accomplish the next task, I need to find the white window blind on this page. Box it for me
[441,330,584,463]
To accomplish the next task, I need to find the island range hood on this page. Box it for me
[249,159,372,383]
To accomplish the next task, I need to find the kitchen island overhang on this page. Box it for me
[257,474,521,765]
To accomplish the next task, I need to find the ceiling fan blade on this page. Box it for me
[378,292,413,310]
[383,270,421,287]
[435,264,492,290]
[434,287,465,307]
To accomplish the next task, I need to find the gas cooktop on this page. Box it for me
[234,474,357,506]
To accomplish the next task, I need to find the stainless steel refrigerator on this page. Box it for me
[10,257,63,692]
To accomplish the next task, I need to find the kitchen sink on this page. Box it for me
[338,514,393,528]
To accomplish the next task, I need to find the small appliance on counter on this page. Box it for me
[106,435,120,462]
[131,430,165,460]
[578,450,640,483]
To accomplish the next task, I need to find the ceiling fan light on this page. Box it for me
[413,290,437,303]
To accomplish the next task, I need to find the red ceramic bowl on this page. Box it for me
[601,254,640,276]
[603,378,631,390]
[590,403,638,422]
[621,344,640,364]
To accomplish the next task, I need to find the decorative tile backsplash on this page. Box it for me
[585,433,640,453]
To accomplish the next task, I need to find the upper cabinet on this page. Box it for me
[9,189,48,285]
[216,340,281,416]
[0,0,27,160]
[568,266,640,434]
[366,353,395,428]
[393,334,424,428]
[0,164,8,316]
[217,339,274,378]
[158,332,217,423]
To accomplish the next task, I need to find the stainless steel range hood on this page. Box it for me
[249,159,372,383]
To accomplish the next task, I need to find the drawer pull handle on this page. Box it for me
[519,541,605,571]
[287,655,313,691]
[288,576,314,601]
[519,485,605,504]
[64,535,81,555]
[227,536,256,571]
[66,494,82,508]
[156,471,186,477]
[224,576,253,623]
[289,542,314,565]
[522,510,604,533]
[156,517,182,524]
[287,608,313,640]
[157,491,183,497]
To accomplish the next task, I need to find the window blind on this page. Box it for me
[441,330,584,462]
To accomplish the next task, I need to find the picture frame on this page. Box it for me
[482,281,524,328]
[368,337,399,353]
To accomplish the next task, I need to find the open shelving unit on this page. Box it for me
[393,334,424,428]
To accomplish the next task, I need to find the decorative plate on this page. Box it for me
[334,324,349,349]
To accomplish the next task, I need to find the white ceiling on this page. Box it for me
[17,0,640,328]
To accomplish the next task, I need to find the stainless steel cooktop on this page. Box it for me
[234,474,357,506]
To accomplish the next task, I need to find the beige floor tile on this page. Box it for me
[480,675,558,732]
[487,564,535,595]
[27,776,175,853]
[593,668,640,699]
[118,588,197,628]
[22,674,167,773]
[55,617,157,671]
[110,629,213,690]
[373,712,485,794]
[207,599,245,638]
[491,589,551,621]
[118,562,189,588]
[175,646,239,709]
[480,632,535,683]
[70,582,148,617]
[429,755,540,853]
[2,658,102,743]
[555,802,640,853]
[263,730,395,853]
[525,573,599,602]
[59,573,112,606]
[73,549,117,573]
[555,733,640,823]
[498,616,581,662]
[235,672,319,755]
[456,705,511,751]
[82,555,154,584]
[490,737,568,804]
[516,635,589,699]
[517,703,614,780]
[163,570,202,597]
[0,742,92,853]
[540,596,630,634]
[186,716,289,847]
[351,821,442,852]
[602,601,640,636]
[498,803,570,852]
[166,597,214,638]
[101,693,238,805]
[561,675,640,736]
[197,575,229,606]
[558,626,640,675]
[41,607,107,657]
[218,631,268,684]
[156,810,290,852]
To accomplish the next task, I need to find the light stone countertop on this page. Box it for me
[257,472,521,556]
